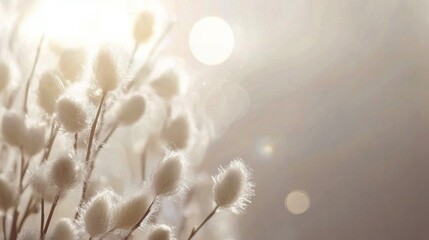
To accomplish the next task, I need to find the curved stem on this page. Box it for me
[187,206,218,240]
[74,92,107,220]
[23,34,45,114]
[123,199,156,240]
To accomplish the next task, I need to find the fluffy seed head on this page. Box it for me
[213,159,254,214]
[38,72,65,114]
[49,218,77,240]
[0,177,15,211]
[163,116,190,149]
[0,61,10,91]
[55,96,87,132]
[133,11,155,43]
[2,110,26,147]
[112,192,152,230]
[152,153,185,196]
[59,48,86,82]
[84,190,113,237]
[30,165,50,197]
[49,154,80,191]
[116,94,146,125]
[148,225,174,240]
[151,69,181,100]
[23,122,46,156]
[93,49,119,92]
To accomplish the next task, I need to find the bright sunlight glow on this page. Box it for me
[189,16,235,65]
[21,0,132,48]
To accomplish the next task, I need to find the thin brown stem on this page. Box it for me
[23,34,45,114]
[95,123,117,154]
[74,132,78,154]
[42,123,59,162]
[187,206,218,240]
[40,198,44,238]
[74,92,107,220]
[123,199,156,240]
[41,193,60,239]
[9,208,18,240]
[17,197,34,232]
[2,214,6,240]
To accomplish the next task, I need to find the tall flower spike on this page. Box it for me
[112,192,152,230]
[23,122,46,156]
[93,49,119,93]
[0,176,15,212]
[83,190,114,237]
[148,225,174,240]
[1,110,26,147]
[133,11,155,43]
[116,94,146,126]
[55,96,87,133]
[0,61,10,92]
[213,159,254,214]
[152,153,186,197]
[49,154,80,191]
[38,72,65,114]
[49,218,77,240]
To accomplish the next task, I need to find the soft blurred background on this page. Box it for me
[3,0,429,239]
[164,0,429,239]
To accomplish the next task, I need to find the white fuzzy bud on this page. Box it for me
[0,177,15,211]
[23,122,46,156]
[152,153,185,196]
[133,11,155,43]
[59,48,86,82]
[55,96,87,132]
[49,218,77,240]
[2,110,26,147]
[151,69,181,100]
[38,72,65,114]
[93,49,119,92]
[148,225,174,240]
[213,159,254,214]
[116,94,146,125]
[163,116,190,149]
[49,154,80,191]
[0,61,10,92]
[112,192,151,230]
[30,165,51,198]
[83,190,113,237]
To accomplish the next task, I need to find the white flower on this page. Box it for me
[116,94,146,126]
[49,218,77,240]
[1,110,26,147]
[213,159,254,214]
[55,96,87,133]
[152,152,186,197]
[133,11,155,43]
[49,154,81,191]
[83,190,114,237]
[112,191,152,230]
[148,225,174,240]
[93,49,119,93]
[38,72,65,114]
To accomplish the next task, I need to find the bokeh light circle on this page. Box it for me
[189,16,234,65]
[285,190,311,215]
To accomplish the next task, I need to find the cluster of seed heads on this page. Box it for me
[0,3,254,240]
